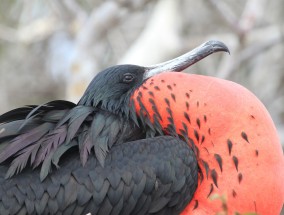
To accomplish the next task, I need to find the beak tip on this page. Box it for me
[206,40,230,55]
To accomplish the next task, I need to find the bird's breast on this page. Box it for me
[132,72,284,215]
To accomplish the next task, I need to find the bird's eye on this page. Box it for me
[123,73,135,83]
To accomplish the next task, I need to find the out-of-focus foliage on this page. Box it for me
[0,0,283,150]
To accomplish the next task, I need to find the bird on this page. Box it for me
[1,40,283,215]
[0,40,229,215]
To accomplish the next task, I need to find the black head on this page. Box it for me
[78,64,146,114]
[78,40,229,115]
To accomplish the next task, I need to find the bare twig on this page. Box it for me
[119,0,181,65]
[207,0,267,38]
[0,16,58,43]
[62,0,87,22]
[217,24,284,79]
[206,0,241,34]
[76,2,124,49]
[239,0,266,33]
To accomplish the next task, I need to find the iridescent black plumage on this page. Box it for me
[0,65,151,180]
[0,65,198,215]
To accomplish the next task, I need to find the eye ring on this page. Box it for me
[123,73,135,83]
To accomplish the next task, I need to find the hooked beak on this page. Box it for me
[144,40,229,79]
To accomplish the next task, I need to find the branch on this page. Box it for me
[206,0,241,34]
[0,16,58,43]
[119,0,181,65]
[216,24,284,79]
[62,0,87,22]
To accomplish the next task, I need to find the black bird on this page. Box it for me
[0,41,228,215]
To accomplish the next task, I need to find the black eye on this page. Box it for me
[123,73,135,83]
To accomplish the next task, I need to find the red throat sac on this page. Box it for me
[132,72,284,215]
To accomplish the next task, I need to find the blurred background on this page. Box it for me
[0,0,283,147]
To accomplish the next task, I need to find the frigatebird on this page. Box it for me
[0,41,229,215]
